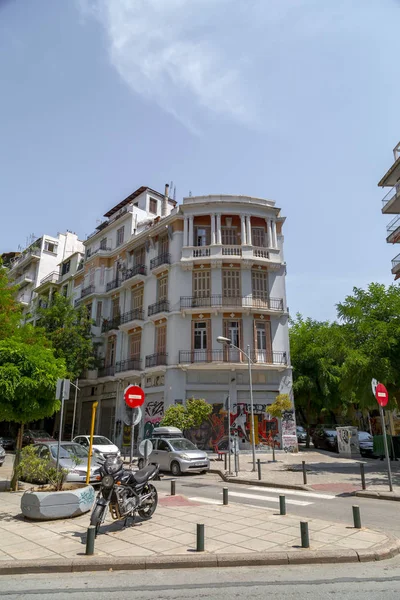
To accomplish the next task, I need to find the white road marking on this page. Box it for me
[246,486,335,500]
[188,497,275,511]
[225,491,312,506]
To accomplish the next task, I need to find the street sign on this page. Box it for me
[124,385,145,409]
[123,405,142,427]
[375,383,389,407]
[371,378,378,397]
[139,439,153,457]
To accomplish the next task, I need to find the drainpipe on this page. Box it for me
[162,184,169,217]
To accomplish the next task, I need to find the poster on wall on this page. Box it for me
[282,435,298,453]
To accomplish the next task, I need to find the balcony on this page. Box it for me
[386,215,400,243]
[98,365,115,378]
[150,253,171,271]
[106,278,121,292]
[115,357,142,373]
[17,293,31,306]
[39,271,59,286]
[382,184,400,214]
[10,247,41,271]
[145,352,168,368]
[222,246,242,257]
[181,245,280,267]
[81,284,95,298]
[101,316,121,333]
[391,252,400,276]
[120,308,145,325]
[179,295,284,312]
[14,272,35,288]
[148,299,170,317]
[179,349,287,366]
[122,264,147,283]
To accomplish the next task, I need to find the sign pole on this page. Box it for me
[130,409,135,465]
[85,401,98,485]
[379,404,393,492]
[56,380,64,472]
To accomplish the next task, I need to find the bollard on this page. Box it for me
[86,525,96,556]
[352,505,361,529]
[302,461,307,485]
[224,453,227,470]
[300,521,309,548]
[272,442,276,463]
[257,458,262,480]
[171,480,176,496]
[196,523,205,552]
[279,495,286,515]
[223,487,229,505]
[360,463,366,490]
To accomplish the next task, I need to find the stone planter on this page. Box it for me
[21,484,95,521]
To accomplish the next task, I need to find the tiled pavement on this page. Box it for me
[0,489,390,562]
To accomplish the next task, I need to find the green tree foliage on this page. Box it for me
[36,294,95,380]
[160,398,212,431]
[267,394,292,419]
[0,259,22,339]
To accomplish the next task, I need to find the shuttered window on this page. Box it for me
[95,301,102,327]
[134,246,145,265]
[116,227,124,247]
[112,297,120,319]
[106,338,116,366]
[156,324,167,354]
[222,269,241,302]
[252,270,269,302]
[159,235,168,254]
[129,332,141,358]
[131,287,143,310]
[158,275,168,301]
[193,270,210,298]
[221,228,238,245]
[252,228,266,247]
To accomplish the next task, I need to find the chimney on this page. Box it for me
[162,183,169,217]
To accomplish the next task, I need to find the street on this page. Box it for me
[2,556,400,599]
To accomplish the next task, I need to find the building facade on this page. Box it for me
[379,141,400,278]
[72,186,296,453]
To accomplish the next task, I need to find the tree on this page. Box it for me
[160,398,212,431]
[0,338,65,489]
[267,394,292,419]
[36,294,95,379]
[0,259,22,340]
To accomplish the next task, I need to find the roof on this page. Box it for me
[104,186,176,218]
[378,155,400,187]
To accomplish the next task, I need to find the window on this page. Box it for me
[112,297,120,319]
[62,285,68,297]
[158,275,168,301]
[254,320,272,363]
[149,198,158,214]
[221,228,238,245]
[100,265,105,285]
[134,246,145,266]
[223,319,242,361]
[252,228,266,248]
[44,240,58,254]
[61,261,70,276]
[193,270,210,299]
[155,324,167,354]
[193,321,208,350]
[129,332,141,358]
[157,440,170,452]
[100,238,108,250]
[195,227,210,247]
[116,227,124,247]
[252,270,269,303]
[86,303,92,319]
[95,301,102,327]
[131,287,143,311]
[89,268,95,285]
[159,234,168,255]
[222,269,241,303]
[106,338,116,366]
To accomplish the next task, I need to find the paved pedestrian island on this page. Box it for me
[0,488,395,567]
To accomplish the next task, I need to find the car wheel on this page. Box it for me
[170,461,181,476]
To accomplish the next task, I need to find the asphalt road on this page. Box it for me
[2,556,400,599]
[155,472,400,537]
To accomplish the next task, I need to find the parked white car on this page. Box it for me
[72,435,120,460]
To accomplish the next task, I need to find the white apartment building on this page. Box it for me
[379,141,400,278]
[71,185,296,453]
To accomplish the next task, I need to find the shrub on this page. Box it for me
[17,445,67,491]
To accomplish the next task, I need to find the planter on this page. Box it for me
[21,484,95,521]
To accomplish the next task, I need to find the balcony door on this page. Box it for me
[254,320,272,363]
[252,269,269,307]
[129,332,141,360]
[223,319,242,362]
[195,227,210,247]
[155,323,167,355]
[192,320,210,362]
[157,275,168,301]
[106,337,116,367]
[193,270,210,306]
[131,287,143,313]
[222,269,241,307]
[159,234,169,255]
[252,227,266,248]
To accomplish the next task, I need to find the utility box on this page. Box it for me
[336,426,361,458]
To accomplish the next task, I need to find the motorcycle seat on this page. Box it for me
[133,464,158,485]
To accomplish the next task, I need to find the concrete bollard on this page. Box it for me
[224,453,227,470]
[257,458,262,480]
[196,523,205,552]
[300,521,309,548]
[171,480,176,496]
[223,487,229,505]
[86,525,96,555]
[279,495,286,515]
[352,505,361,529]
[360,463,366,490]
[302,461,307,485]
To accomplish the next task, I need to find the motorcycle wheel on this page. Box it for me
[90,503,106,537]
[137,484,158,520]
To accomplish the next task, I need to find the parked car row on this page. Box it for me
[312,428,374,457]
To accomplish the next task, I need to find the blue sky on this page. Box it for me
[1,0,399,321]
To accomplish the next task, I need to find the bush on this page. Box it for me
[17,445,67,491]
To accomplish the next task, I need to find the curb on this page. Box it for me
[355,490,400,502]
[1,538,399,575]
[209,469,310,491]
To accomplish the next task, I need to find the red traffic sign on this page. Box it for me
[124,385,145,409]
[375,383,389,407]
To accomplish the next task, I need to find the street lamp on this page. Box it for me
[217,336,256,471]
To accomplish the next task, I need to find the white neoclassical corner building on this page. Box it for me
[68,185,297,453]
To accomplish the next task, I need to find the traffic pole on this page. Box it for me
[302,461,307,485]
[85,402,98,485]
[379,404,393,492]
[360,463,366,490]
[257,458,262,480]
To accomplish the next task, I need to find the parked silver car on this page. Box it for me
[33,442,102,483]
[138,427,210,476]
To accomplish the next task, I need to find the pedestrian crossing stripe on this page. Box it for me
[225,491,312,506]
[188,497,275,511]
[246,486,335,500]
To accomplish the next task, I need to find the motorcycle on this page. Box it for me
[90,456,159,536]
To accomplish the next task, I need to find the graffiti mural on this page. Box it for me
[281,409,297,452]
[144,400,164,439]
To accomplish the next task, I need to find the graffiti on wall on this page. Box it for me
[281,409,297,452]
[143,400,164,439]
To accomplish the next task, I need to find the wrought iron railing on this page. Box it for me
[81,284,95,298]
[98,365,115,377]
[122,264,147,282]
[115,357,142,372]
[150,253,171,270]
[145,353,168,368]
[120,308,145,324]
[382,184,400,211]
[101,316,121,332]
[392,253,400,269]
[148,299,170,316]
[106,278,120,292]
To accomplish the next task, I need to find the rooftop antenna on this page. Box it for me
[169,181,173,196]
[173,186,176,200]
[189,190,192,197]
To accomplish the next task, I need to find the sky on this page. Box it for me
[0,0,399,321]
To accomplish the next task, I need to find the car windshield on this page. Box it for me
[325,430,337,437]
[297,426,305,432]
[50,444,89,459]
[169,439,197,451]
[92,436,112,445]
[358,432,372,441]
[31,431,52,438]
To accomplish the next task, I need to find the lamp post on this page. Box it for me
[217,336,256,472]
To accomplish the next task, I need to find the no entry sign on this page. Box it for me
[124,385,145,409]
[375,382,389,407]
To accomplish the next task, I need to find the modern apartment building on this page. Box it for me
[379,141,400,278]
[7,232,84,319]
[71,185,296,453]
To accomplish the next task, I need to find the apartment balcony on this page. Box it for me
[122,264,147,286]
[101,316,121,333]
[179,349,287,369]
[10,247,41,272]
[391,252,400,277]
[34,271,60,293]
[14,271,35,288]
[98,365,115,378]
[181,245,281,269]
[180,295,284,314]
[145,352,168,369]
[81,284,96,298]
[386,215,400,243]
[17,293,31,307]
[148,299,170,318]
[115,357,142,373]
[86,245,113,259]
[150,253,171,274]
[119,308,145,330]
[382,184,400,214]
[106,278,121,293]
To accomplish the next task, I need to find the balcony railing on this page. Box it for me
[10,247,41,270]
[98,365,115,377]
[101,316,121,332]
[222,246,242,256]
[193,247,211,257]
[148,299,170,316]
[180,295,284,311]
[179,349,287,365]
[40,271,59,285]
[150,253,171,270]
[106,278,120,292]
[145,353,168,368]
[253,247,269,259]
[81,284,95,298]
[15,272,35,286]
[122,264,147,282]
[392,253,400,270]
[115,357,142,373]
[387,215,400,236]
[120,308,145,325]
[382,184,400,211]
